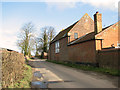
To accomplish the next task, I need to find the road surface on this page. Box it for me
[29,59,118,88]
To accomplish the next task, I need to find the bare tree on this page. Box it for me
[17,40,25,53]
[37,26,55,58]
[48,26,55,43]
[38,27,48,53]
[28,37,35,57]
[17,22,35,56]
[34,38,40,56]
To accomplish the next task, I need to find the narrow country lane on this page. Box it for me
[28,59,118,88]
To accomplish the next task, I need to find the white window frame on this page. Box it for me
[117,42,120,48]
[55,41,60,53]
[74,33,78,39]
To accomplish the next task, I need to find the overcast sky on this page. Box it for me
[0,0,119,53]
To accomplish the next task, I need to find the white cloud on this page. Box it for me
[44,0,119,11]
[1,0,119,11]
[81,0,119,11]
[46,2,76,10]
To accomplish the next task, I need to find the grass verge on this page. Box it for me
[8,64,32,88]
[47,60,120,76]
[27,58,33,61]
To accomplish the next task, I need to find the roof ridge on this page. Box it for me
[50,13,93,44]
[51,21,78,43]
[68,32,95,45]
[78,13,93,22]
[60,21,78,33]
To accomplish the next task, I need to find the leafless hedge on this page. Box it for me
[2,49,26,88]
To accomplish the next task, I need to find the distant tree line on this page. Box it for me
[17,22,55,58]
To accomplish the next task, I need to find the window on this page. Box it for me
[74,33,78,39]
[85,19,88,22]
[117,42,120,48]
[55,41,60,53]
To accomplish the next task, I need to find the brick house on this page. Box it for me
[48,12,119,65]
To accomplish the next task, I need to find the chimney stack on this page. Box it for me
[94,11,102,34]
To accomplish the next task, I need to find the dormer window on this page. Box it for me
[55,41,60,53]
[74,33,78,39]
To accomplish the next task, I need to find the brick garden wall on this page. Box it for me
[68,40,96,63]
[49,40,119,70]
[97,48,120,69]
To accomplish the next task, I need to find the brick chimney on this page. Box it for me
[94,11,102,34]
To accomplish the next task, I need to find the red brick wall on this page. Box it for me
[59,37,69,61]
[49,39,96,63]
[48,42,56,60]
[95,22,118,48]
[48,37,68,61]
[68,13,94,42]
[97,48,120,69]
[68,40,96,63]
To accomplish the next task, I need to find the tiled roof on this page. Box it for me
[68,32,95,45]
[51,15,119,45]
[96,21,119,35]
[102,24,113,31]
[51,21,78,43]
[68,21,119,45]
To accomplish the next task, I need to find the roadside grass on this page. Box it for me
[8,64,32,88]
[27,58,33,61]
[47,60,120,76]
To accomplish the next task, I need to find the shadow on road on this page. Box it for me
[27,60,45,68]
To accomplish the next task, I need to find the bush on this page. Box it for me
[2,50,28,88]
[8,64,32,88]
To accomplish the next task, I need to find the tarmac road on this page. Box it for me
[29,59,118,88]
